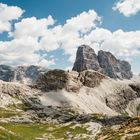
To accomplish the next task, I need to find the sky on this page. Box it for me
[0,0,140,74]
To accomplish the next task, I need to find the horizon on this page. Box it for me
[0,0,140,74]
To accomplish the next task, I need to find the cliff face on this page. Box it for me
[72,45,101,72]
[98,50,132,79]
[72,45,133,79]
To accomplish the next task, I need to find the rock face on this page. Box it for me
[35,69,106,92]
[79,70,106,88]
[0,65,47,84]
[98,50,132,79]
[36,69,70,91]
[73,45,101,72]
[73,45,133,79]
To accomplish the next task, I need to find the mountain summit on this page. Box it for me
[73,45,133,79]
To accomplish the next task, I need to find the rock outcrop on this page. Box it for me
[35,69,106,92]
[73,45,133,79]
[73,45,101,72]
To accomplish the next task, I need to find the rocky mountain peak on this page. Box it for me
[72,45,101,72]
[73,45,133,79]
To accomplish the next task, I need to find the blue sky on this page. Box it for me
[1,0,140,31]
[0,0,140,73]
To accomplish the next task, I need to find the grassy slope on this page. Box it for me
[0,123,88,140]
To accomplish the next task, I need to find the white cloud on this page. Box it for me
[0,5,140,69]
[0,3,24,33]
[39,10,101,62]
[113,0,140,17]
[39,59,55,67]
[83,28,140,57]
[0,36,55,66]
[10,16,55,38]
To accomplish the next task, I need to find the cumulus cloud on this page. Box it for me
[0,36,55,66]
[0,3,140,69]
[0,9,101,66]
[39,10,101,62]
[113,0,140,17]
[10,16,55,38]
[0,3,24,33]
[87,28,140,57]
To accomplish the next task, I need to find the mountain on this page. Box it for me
[0,46,139,140]
[73,45,133,79]
[0,65,47,84]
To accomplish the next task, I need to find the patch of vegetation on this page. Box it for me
[0,108,22,118]
[0,127,18,140]
[90,113,107,121]
[52,125,87,139]
[8,103,29,111]
[127,134,140,140]
[0,122,88,140]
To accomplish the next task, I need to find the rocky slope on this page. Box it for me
[1,69,139,117]
[73,45,133,79]
[0,69,139,140]
[35,69,140,116]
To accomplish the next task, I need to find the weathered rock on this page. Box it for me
[79,70,106,88]
[73,45,101,72]
[105,86,137,113]
[73,45,133,79]
[36,69,106,92]
[36,69,82,92]
[36,69,69,91]
[129,83,140,97]
[98,50,132,79]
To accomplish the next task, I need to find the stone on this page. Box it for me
[36,69,69,91]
